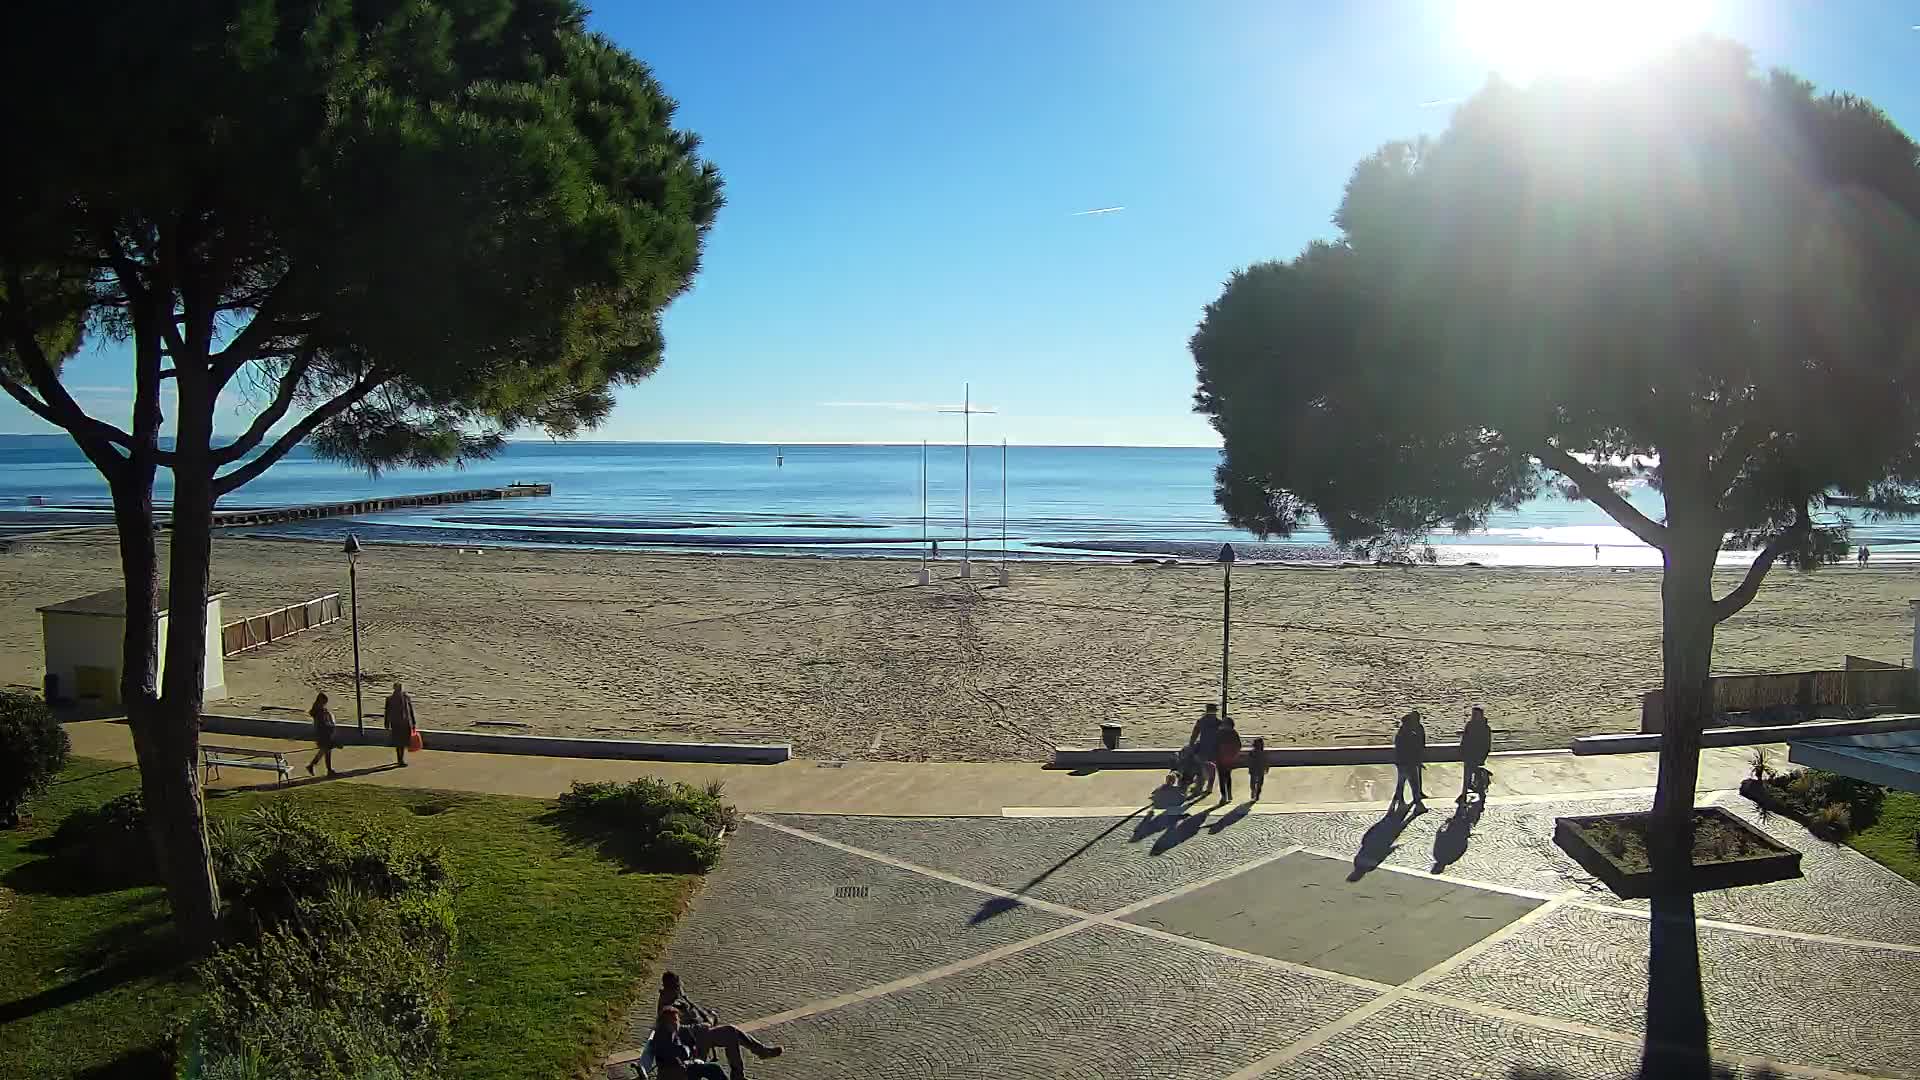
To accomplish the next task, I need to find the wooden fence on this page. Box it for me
[1640,666,1917,732]
[220,593,343,657]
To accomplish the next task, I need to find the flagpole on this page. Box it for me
[1001,437,1008,575]
[963,383,971,580]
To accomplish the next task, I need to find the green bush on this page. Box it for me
[213,802,450,941]
[180,805,456,1079]
[0,690,69,827]
[553,777,736,872]
[1762,768,1888,838]
[49,790,155,885]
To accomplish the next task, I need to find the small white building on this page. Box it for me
[38,587,227,706]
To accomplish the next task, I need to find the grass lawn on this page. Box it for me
[1848,789,1920,884]
[1,758,699,1079]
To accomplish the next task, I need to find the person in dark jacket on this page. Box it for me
[1392,710,1427,813]
[384,683,417,767]
[1459,706,1493,803]
[656,971,782,1078]
[305,692,336,777]
[1214,717,1243,802]
[1190,704,1222,794]
[650,1007,729,1080]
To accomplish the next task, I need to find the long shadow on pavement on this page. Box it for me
[971,799,1158,924]
[1429,799,1484,873]
[1349,804,1418,881]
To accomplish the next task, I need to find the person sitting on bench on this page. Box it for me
[656,971,783,1078]
[651,1008,729,1080]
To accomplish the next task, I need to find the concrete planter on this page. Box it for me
[1553,806,1801,899]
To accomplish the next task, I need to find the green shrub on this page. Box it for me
[213,802,449,942]
[1808,802,1853,839]
[0,690,69,827]
[180,804,457,1079]
[49,790,155,885]
[1763,769,1887,837]
[553,777,736,872]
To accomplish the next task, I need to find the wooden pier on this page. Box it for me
[209,482,550,528]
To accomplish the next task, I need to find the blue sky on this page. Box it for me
[9,1,1919,446]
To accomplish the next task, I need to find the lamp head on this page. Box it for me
[344,534,363,556]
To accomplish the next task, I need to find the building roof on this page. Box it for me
[37,587,228,618]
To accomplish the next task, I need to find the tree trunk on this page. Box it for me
[1651,535,1718,875]
[1642,526,1719,1078]
[150,398,222,949]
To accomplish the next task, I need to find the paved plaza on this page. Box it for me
[617,790,1920,1080]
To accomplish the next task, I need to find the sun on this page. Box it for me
[1457,0,1713,84]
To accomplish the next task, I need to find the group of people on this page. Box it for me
[1174,702,1495,813]
[1175,703,1266,802]
[650,971,784,1080]
[303,682,421,777]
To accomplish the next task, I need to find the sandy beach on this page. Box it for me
[1,533,1912,761]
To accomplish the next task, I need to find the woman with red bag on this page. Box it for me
[384,682,419,767]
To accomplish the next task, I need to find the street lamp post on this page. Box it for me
[344,534,364,736]
[1218,542,1235,720]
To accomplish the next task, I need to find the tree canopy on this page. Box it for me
[2,0,722,477]
[0,0,721,947]
[1195,39,1920,581]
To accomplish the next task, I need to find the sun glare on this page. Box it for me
[1457,0,1713,84]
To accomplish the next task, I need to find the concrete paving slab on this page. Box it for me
[1122,851,1541,984]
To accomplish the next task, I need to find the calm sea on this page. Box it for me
[1,435,1913,566]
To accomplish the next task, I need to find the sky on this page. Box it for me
[9,1,1920,447]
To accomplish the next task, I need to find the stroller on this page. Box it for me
[1168,742,1207,794]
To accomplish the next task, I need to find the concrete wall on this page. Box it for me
[200,713,790,764]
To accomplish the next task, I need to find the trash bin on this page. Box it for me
[1099,723,1121,750]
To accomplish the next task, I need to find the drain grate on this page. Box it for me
[833,886,870,899]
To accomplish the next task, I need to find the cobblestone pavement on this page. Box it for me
[613,792,1920,1080]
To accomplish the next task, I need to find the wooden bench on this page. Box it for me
[201,744,294,786]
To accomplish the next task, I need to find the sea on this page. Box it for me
[2,435,1916,567]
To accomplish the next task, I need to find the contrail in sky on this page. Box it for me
[1071,206,1125,216]
[1419,97,1463,108]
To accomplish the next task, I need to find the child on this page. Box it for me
[1247,737,1268,802]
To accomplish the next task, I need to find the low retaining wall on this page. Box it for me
[1571,713,1920,756]
[198,713,789,764]
[1051,741,1471,770]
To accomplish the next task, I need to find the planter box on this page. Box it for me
[1553,806,1802,899]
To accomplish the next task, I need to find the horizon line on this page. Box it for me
[0,431,1225,451]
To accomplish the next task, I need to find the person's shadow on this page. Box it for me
[1430,799,1484,873]
[1207,801,1252,833]
[1349,804,1414,880]
[1150,804,1215,855]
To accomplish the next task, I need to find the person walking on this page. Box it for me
[1859,545,1871,567]
[1246,736,1268,802]
[1215,716,1243,802]
[1191,704,1222,795]
[1392,709,1427,813]
[305,691,336,777]
[1458,705,1493,804]
[384,682,417,767]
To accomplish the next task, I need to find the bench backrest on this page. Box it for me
[201,745,284,760]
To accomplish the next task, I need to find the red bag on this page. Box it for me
[408,729,424,753]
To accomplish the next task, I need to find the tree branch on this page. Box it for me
[1535,441,1669,549]
[1712,502,1811,623]
[0,272,135,467]
[211,353,313,466]
[210,269,299,388]
[1710,422,1768,503]
[98,227,190,362]
[212,375,386,496]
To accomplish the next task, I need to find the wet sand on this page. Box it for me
[0,533,1911,761]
